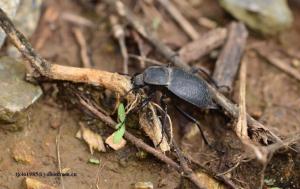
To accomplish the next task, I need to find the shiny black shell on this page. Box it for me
[141,66,215,109]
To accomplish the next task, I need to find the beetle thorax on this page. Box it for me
[133,73,145,86]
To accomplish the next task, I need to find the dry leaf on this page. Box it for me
[105,133,126,150]
[139,103,170,152]
[76,123,106,154]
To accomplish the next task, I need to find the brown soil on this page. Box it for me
[1,0,300,189]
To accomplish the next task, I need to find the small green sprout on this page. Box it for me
[113,103,126,144]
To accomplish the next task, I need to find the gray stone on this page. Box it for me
[14,0,43,37]
[0,0,20,48]
[0,56,42,124]
[219,0,293,35]
[8,0,43,58]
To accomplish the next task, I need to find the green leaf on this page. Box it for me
[113,122,125,144]
[88,158,100,165]
[118,103,126,122]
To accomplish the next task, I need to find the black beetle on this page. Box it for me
[132,66,217,110]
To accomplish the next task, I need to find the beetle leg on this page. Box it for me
[132,90,156,113]
[156,94,172,147]
[175,105,211,147]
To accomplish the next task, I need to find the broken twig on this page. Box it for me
[178,28,227,63]
[212,22,248,93]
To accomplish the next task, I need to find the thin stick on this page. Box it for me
[257,50,300,82]
[56,126,65,189]
[157,0,199,40]
[73,27,93,68]
[95,162,105,189]
[110,15,128,74]
[236,56,248,139]
[103,1,282,144]
[244,132,300,162]
[266,132,300,153]
[236,56,267,162]
[131,31,148,68]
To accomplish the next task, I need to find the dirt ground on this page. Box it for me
[1,0,300,189]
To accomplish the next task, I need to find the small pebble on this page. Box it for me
[292,59,300,68]
[134,182,154,189]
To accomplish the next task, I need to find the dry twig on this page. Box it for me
[257,49,300,82]
[131,30,151,69]
[178,28,227,63]
[56,126,65,189]
[236,56,248,139]
[110,15,128,74]
[157,0,199,40]
[73,27,93,68]
[236,56,266,162]
[213,22,248,93]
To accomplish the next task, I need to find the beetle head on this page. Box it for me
[132,73,145,87]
